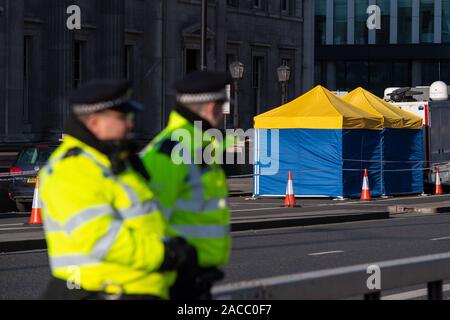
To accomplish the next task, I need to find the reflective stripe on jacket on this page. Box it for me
[39,135,175,299]
[141,111,231,267]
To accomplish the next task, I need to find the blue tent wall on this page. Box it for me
[254,129,382,198]
[256,129,343,197]
[342,129,383,197]
[383,129,424,195]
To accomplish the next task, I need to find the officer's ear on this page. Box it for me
[82,113,101,134]
[204,101,219,115]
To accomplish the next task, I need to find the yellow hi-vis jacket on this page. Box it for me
[39,135,175,299]
[140,111,231,268]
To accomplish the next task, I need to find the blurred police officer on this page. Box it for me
[40,79,197,300]
[141,71,232,300]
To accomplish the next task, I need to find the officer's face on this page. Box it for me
[86,110,134,141]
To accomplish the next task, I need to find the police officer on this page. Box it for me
[140,71,232,300]
[40,80,197,300]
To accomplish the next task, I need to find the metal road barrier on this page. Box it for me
[0,170,37,181]
[212,252,450,300]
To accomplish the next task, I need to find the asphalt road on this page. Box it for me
[3,213,450,299]
[225,213,450,282]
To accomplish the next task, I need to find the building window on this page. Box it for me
[369,62,391,96]
[346,61,369,91]
[23,36,33,123]
[392,61,411,87]
[185,49,200,74]
[441,61,450,83]
[334,0,347,44]
[443,0,450,43]
[355,0,369,44]
[398,0,413,44]
[226,54,238,127]
[420,0,434,43]
[422,61,440,85]
[227,0,239,7]
[73,41,83,88]
[281,58,294,101]
[314,61,327,87]
[281,0,290,14]
[124,45,134,81]
[336,61,347,91]
[376,0,390,44]
[254,0,264,10]
[281,59,291,67]
[315,0,326,45]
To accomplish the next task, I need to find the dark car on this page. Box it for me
[8,145,57,212]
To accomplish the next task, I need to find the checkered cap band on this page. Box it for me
[72,91,133,115]
[176,89,227,104]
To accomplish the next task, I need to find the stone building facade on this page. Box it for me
[0,0,314,145]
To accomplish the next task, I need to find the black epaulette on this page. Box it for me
[63,147,82,159]
[158,139,180,156]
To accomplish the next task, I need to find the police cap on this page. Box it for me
[174,71,232,105]
[69,79,143,115]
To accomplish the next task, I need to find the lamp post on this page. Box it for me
[229,61,244,128]
[201,0,207,71]
[277,65,291,104]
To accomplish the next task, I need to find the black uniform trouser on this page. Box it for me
[43,278,161,300]
[170,267,224,301]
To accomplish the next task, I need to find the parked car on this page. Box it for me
[8,145,57,212]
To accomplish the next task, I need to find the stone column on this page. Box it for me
[3,0,25,141]
[412,60,422,87]
[215,0,227,72]
[142,0,164,136]
[326,61,337,91]
[163,0,177,124]
[97,0,125,79]
[302,0,315,92]
[47,0,73,133]
[0,0,5,136]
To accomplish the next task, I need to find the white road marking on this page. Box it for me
[0,249,48,256]
[332,194,447,206]
[0,223,24,227]
[231,203,284,206]
[430,236,450,241]
[0,227,41,231]
[232,194,450,209]
[382,284,450,300]
[233,207,284,212]
[308,250,344,256]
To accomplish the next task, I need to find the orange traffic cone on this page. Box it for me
[29,176,42,225]
[360,169,371,201]
[435,166,443,195]
[284,171,297,207]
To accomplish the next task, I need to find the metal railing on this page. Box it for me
[212,252,450,300]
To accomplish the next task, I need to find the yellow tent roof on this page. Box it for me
[379,97,423,130]
[343,88,422,129]
[343,88,403,128]
[254,85,383,130]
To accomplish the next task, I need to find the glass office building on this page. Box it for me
[315,0,450,97]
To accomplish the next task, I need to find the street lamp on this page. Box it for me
[277,65,291,104]
[229,61,244,128]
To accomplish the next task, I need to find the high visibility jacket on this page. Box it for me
[39,135,175,299]
[140,110,231,268]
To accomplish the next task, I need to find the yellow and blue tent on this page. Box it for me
[343,88,423,195]
[253,85,384,198]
